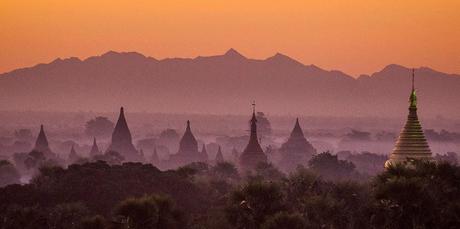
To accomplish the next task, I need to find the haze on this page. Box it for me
[1,0,459,76]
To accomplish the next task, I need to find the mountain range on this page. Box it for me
[0,49,459,118]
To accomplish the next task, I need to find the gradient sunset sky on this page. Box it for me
[1,0,459,76]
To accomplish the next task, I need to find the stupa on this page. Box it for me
[385,70,433,168]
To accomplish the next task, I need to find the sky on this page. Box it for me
[1,0,459,76]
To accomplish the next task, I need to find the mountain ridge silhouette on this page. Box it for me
[0,49,458,118]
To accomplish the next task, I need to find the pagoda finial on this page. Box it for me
[186,120,191,131]
[409,69,417,108]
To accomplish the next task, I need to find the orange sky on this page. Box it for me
[1,0,459,76]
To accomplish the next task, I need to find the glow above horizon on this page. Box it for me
[1,0,459,76]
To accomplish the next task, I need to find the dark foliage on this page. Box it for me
[309,151,357,181]
[85,116,115,138]
[0,160,459,229]
[0,160,20,187]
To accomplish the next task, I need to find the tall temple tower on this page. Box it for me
[239,102,267,171]
[107,107,142,161]
[33,125,54,157]
[385,70,433,168]
[278,118,317,172]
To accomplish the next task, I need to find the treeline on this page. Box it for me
[0,154,459,228]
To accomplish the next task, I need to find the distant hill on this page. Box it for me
[0,49,458,118]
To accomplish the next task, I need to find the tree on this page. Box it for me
[211,162,240,182]
[79,215,106,229]
[255,112,272,137]
[48,203,89,229]
[92,151,125,165]
[0,205,48,229]
[372,161,460,229]
[250,162,285,182]
[114,195,185,229]
[261,212,307,229]
[226,181,285,229]
[308,152,356,181]
[14,129,33,141]
[85,117,114,138]
[0,160,21,187]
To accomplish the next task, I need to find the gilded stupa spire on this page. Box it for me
[410,68,417,108]
[385,69,433,168]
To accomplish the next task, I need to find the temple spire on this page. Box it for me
[410,69,417,108]
[278,118,316,172]
[186,120,191,133]
[215,146,224,163]
[201,144,207,155]
[291,118,304,138]
[245,102,263,153]
[69,144,79,162]
[167,120,206,167]
[33,124,53,155]
[107,107,140,161]
[90,137,101,156]
[385,69,432,168]
[239,102,267,171]
[35,125,49,148]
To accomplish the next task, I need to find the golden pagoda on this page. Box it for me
[385,69,433,168]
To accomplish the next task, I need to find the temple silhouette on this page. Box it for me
[167,120,208,167]
[89,137,102,157]
[239,103,268,171]
[68,145,80,163]
[20,72,440,170]
[385,70,433,168]
[106,107,143,161]
[278,118,317,172]
[32,125,55,158]
[215,146,224,164]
